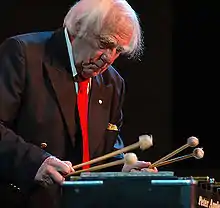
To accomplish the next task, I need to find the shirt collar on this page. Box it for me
[64,27,91,92]
[64,27,77,77]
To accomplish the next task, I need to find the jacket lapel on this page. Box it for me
[88,75,113,158]
[43,28,78,143]
[44,62,77,142]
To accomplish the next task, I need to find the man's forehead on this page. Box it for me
[100,33,131,46]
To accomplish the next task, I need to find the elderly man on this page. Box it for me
[0,0,157,207]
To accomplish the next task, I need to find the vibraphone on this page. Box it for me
[61,172,220,208]
[61,135,211,207]
[61,171,196,208]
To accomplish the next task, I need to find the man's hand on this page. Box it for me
[34,156,74,187]
[122,161,158,173]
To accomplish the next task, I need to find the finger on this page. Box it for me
[141,167,158,173]
[46,157,72,174]
[63,161,75,172]
[47,166,65,185]
[141,168,155,173]
[129,161,151,170]
[153,167,158,172]
[130,169,139,172]
[122,161,151,172]
[63,161,72,166]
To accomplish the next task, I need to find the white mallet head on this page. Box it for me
[193,147,204,159]
[187,136,199,147]
[124,153,138,165]
[139,134,153,150]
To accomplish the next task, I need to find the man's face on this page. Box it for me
[71,30,132,79]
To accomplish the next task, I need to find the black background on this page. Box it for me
[0,0,219,179]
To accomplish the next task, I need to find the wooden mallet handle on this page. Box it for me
[149,136,198,168]
[72,135,152,170]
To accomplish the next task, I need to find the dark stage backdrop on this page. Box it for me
[172,1,219,179]
[0,0,218,178]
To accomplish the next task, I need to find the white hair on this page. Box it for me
[63,0,144,59]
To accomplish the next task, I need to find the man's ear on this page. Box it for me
[67,21,81,42]
[73,21,81,37]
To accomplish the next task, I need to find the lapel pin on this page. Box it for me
[98,99,103,104]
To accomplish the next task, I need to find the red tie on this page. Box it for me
[77,79,90,170]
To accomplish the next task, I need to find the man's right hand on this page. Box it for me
[34,156,74,187]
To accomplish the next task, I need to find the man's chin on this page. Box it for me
[81,69,102,79]
[81,71,95,79]
[80,65,108,79]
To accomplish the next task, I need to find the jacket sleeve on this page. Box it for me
[0,38,50,191]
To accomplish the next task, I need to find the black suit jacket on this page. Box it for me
[0,28,125,207]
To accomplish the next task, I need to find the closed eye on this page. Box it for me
[99,39,115,49]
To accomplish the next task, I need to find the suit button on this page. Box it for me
[40,142,47,149]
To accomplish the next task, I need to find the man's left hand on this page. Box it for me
[122,161,158,173]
